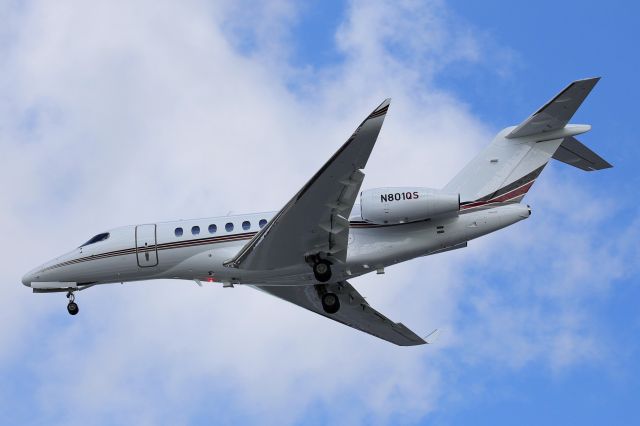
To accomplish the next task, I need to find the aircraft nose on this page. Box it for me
[22,272,33,287]
[22,267,41,287]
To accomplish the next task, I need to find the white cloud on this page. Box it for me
[0,0,634,424]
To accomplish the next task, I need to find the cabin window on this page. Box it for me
[192,226,200,236]
[259,219,267,228]
[80,232,110,247]
[225,222,234,232]
[175,227,183,237]
[208,224,217,234]
[242,220,251,230]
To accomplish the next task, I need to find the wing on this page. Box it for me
[253,281,427,346]
[224,99,390,270]
[506,77,600,139]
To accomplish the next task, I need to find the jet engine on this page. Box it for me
[360,187,460,224]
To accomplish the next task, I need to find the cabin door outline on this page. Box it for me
[135,224,159,267]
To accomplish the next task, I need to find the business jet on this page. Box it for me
[22,78,611,345]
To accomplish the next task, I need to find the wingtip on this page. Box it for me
[377,98,391,109]
[367,98,391,120]
[575,76,601,86]
[424,328,441,344]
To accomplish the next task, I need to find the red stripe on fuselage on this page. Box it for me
[461,180,535,210]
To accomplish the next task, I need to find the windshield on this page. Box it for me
[80,232,110,247]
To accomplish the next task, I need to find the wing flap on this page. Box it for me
[253,281,427,346]
[507,77,600,139]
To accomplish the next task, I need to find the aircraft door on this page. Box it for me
[135,224,159,267]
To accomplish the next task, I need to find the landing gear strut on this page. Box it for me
[66,291,79,316]
[313,259,332,282]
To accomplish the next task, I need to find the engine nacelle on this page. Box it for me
[360,187,460,224]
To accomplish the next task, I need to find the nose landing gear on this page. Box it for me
[66,291,79,316]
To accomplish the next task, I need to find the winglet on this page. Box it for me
[424,329,441,344]
[366,98,391,121]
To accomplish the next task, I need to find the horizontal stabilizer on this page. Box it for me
[552,136,612,171]
[507,77,600,139]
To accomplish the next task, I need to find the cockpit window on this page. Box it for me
[80,232,110,247]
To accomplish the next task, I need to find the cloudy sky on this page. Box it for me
[1,0,639,424]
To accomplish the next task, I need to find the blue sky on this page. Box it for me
[1,0,639,425]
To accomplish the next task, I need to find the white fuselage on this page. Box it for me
[22,203,530,289]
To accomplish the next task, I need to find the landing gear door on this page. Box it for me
[135,224,158,267]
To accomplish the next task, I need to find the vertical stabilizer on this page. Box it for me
[443,78,610,210]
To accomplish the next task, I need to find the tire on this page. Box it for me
[67,302,79,316]
[321,292,340,314]
[313,260,332,282]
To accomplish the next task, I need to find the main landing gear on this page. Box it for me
[312,259,332,282]
[315,283,341,314]
[321,292,340,314]
[66,290,79,316]
[310,255,338,313]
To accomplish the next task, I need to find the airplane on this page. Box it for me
[22,77,611,346]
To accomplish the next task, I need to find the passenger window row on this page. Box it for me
[174,219,268,237]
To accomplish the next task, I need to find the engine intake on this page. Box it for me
[360,187,460,224]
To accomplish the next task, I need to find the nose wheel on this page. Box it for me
[66,291,79,316]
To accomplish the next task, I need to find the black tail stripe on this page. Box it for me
[471,165,545,203]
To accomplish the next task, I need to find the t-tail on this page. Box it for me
[443,77,612,211]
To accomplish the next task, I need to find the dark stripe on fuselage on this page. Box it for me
[461,180,534,211]
[42,200,509,274]
[42,231,259,272]
[42,215,409,273]
[468,165,544,203]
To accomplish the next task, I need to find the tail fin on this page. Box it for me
[443,77,611,210]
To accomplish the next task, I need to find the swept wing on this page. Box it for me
[253,281,428,346]
[224,99,390,270]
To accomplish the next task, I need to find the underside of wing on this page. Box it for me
[252,281,427,346]
[225,99,390,271]
[507,77,600,139]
